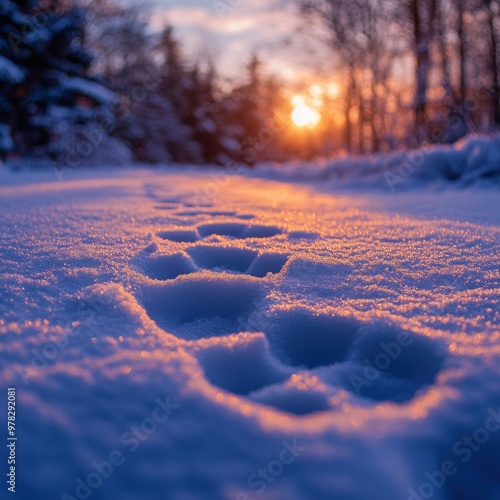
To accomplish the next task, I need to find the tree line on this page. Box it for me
[0,0,293,169]
[1,0,500,168]
[296,0,500,153]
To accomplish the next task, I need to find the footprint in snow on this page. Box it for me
[137,251,446,416]
[138,246,288,281]
[157,222,283,242]
[195,310,446,415]
[135,217,288,337]
[134,213,446,416]
[173,210,256,220]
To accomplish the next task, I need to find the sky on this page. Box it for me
[147,0,320,84]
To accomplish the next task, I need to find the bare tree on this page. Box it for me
[407,0,438,143]
[294,0,500,151]
[436,0,454,101]
[484,0,500,124]
[297,0,405,152]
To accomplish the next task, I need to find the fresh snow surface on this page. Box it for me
[0,167,499,500]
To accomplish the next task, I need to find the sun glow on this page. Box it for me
[291,103,320,128]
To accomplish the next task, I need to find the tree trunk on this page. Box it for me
[486,0,500,124]
[410,0,437,144]
[457,0,467,105]
[343,68,355,151]
[436,0,453,101]
[370,77,380,152]
[411,0,426,144]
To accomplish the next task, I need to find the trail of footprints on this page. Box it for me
[133,191,446,416]
[147,222,287,280]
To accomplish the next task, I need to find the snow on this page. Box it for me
[61,77,117,105]
[0,123,14,152]
[0,165,499,500]
[252,134,500,190]
[0,54,25,83]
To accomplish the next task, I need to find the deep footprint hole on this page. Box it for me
[242,225,282,238]
[247,253,288,278]
[196,334,288,396]
[265,309,360,369]
[157,229,199,243]
[196,222,282,239]
[197,222,247,238]
[141,276,263,337]
[343,326,446,402]
[187,246,257,273]
[197,335,329,416]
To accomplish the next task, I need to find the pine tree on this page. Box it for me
[0,0,126,167]
[0,0,31,156]
[181,63,241,165]
[154,26,204,163]
[230,55,270,164]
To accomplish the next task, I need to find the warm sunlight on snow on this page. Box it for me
[2,141,500,500]
[2,0,500,498]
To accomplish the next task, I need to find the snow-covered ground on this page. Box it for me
[0,165,499,500]
[252,134,500,191]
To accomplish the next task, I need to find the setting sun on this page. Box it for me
[291,104,320,128]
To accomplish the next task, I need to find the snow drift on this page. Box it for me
[253,134,500,190]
